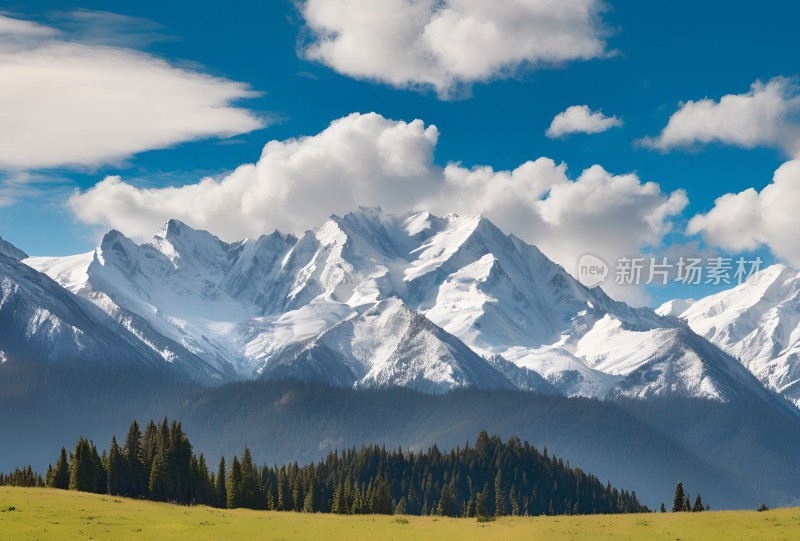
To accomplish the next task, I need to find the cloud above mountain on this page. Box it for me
[546,105,622,138]
[0,13,264,171]
[688,159,800,265]
[299,0,610,98]
[641,77,800,156]
[70,112,686,304]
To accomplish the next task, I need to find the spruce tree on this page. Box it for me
[227,456,242,509]
[107,436,124,496]
[693,494,704,512]
[476,483,489,517]
[494,470,507,517]
[123,420,146,498]
[149,453,166,501]
[331,480,345,514]
[215,457,227,507]
[672,482,685,512]
[303,481,316,513]
[50,448,69,490]
[278,470,291,511]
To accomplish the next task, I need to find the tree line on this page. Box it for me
[0,418,658,517]
[659,481,708,513]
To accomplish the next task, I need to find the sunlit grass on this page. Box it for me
[1,487,798,540]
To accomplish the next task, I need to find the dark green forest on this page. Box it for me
[1,418,650,517]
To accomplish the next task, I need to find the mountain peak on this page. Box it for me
[154,218,198,240]
[0,236,28,261]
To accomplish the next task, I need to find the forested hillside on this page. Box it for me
[1,419,648,517]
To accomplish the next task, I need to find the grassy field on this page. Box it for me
[1,487,799,540]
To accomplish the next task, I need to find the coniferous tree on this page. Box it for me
[50,448,70,490]
[437,485,458,517]
[278,469,291,511]
[672,482,685,512]
[123,420,146,498]
[216,457,227,507]
[227,456,242,509]
[107,436,125,496]
[693,494,704,512]
[149,453,167,501]
[8,423,653,518]
[476,483,489,517]
[494,470,507,517]
[69,438,105,494]
[303,480,316,513]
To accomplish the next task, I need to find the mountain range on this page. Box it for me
[3,208,800,508]
[3,207,779,407]
[659,264,800,409]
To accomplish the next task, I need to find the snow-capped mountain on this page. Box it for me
[22,208,778,402]
[659,264,800,407]
[262,297,537,393]
[0,245,222,383]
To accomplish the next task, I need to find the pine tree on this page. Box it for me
[660,502,666,513]
[685,496,691,512]
[123,420,146,498]
[278,470,291,511]
[149,453,167,501]
[509,486,520,516]
[437,485,458,517]
[107,436,124,496]
[227,456,242,509]
[69,438,104,493]
[672,482,685,512]
[215,457,227,507]
[494,470,507,517]
[693,494,704,512]
[395,496,407,515]
[371,476,393,515]
[303,481,316,512]
[331,480,345,514]
[476,483,489,517]
[50,448,69,490]
[292,475,303,512]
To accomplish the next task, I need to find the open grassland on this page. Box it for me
[1,487,799,540]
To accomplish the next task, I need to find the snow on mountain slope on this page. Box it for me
[23,208,777,402]
[655,298,696,317]
[0,236,28,261]
[0,246,222,383]
[662,265,800,407]
[262,297,518,393]
[575,315,773,401]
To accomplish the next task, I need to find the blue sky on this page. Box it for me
[1,1,798,305]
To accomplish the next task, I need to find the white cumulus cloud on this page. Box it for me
[69,112,686,305]
[641,77,800,156]
[688,159,800,265]
[300,0,610,99]
[545,105,622,138]
[0,13,265,171]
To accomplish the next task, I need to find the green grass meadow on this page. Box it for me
[1,487,799,540]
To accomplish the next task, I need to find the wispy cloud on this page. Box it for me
[0,12,266,175]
